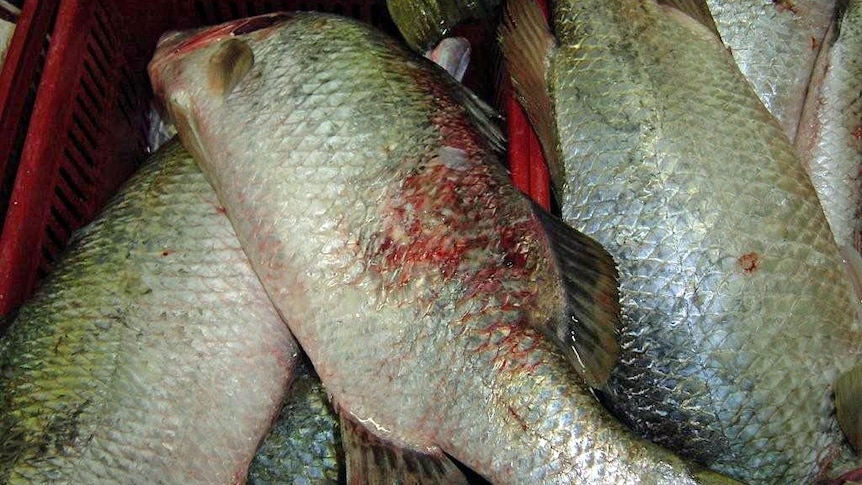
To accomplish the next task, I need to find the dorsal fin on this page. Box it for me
[498,0,564,198]
[656,0,721,38]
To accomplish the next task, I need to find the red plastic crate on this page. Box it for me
[0,0,548,318]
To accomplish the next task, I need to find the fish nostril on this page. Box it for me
[231,12,293,36]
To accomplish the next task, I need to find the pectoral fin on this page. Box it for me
[207,38,254,98]
[836,363,862,453]
[531,202,621,387]
[498,0,563,198]
[340,414,468,484]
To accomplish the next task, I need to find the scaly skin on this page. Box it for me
[548,0,861,483]
[247,357,343,485]
[796,0,862,252]
[150,12,740,485]
[705,0,837,141]
[0,139,297,484]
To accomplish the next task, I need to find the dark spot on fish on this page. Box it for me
[506,404,528,432]
[737,252,760,273]
[215,205,227,215]
[852,125,862,141]
[162,250,173,257]
[810,36,821,50]
[772,0,799,14]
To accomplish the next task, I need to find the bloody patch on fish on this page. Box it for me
[772,0,800,14]
[852,125,862,142]
[737,252,760,273]
[215,205,227,215]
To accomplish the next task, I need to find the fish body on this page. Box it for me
[500,0,862,483]
[706,0,837,141]
[149,12,740,484]
[795,0,862,252]
[247,356,343,485]
[0,139,297,484]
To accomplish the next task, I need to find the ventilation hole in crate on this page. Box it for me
[85,43,110,85]
[62,147,96,186]
[68,132,96,168]
[75,90,100,128]
[54,186,84,224]
[49,206,72,237]
[40,246,56,269]
[58,167,88,205]
[81,66,106,115]
[91,16,113,62]
[45,225,64,253]
[71,112,98,150]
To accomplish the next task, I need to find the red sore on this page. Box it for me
[737,252,760,273]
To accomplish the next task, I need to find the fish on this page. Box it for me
[0,138,298,484]
[386,0,502,51]
[247,355,343,485]
[795,0,862,254]
[148,11,744,484]
[499,0,862,483]
[705,0,838,142]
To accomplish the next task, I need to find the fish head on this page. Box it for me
[147,12,293,167]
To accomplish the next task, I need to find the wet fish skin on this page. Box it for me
[149,12,741,484]
[0,139,297,484]
[501,0,862,483]
[705,0,837,141]
[796,0,862,252]
[386,0,502,51]
[247,356,343,485]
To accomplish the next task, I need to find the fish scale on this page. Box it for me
[0,140,297,484]
[150,11,743,484]
[499,0,862,482]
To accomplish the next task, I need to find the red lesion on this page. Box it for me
[215,205,227,215]
[772,0,799,14]
[737,252,760,273]
[161,249,173,257]
[852,125,862,141]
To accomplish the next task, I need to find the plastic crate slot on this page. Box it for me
[71,111,98,150]
[85,42,111,86]
[73,95,101,140]
[58,167,89,208]
[45,223,65,254]
[40,246,56,269]
[54,185,85,224]
[67,131,96,169]
[49,205,72,237]
[79,69,105,116]
[92,5,117,49]
[62,147,96,188]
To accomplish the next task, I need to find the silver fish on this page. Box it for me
[148,11,742,485]
[0,139,297,484]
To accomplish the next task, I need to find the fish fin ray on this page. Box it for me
[448,81,506,156]
[656,0,721,38]
[207,38,254,98]
[840,245,862,314]
[498,0,564,197]
[836,363,862,453]
[340,414,468,485]
[531,202,621,387]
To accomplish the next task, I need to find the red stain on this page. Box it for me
[772,0,799,14]
[161,249,173,257]
[852,125,862,141]
[215,205,227,215]
[737,252,760,273]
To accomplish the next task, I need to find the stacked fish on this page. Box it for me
[0,1,859,484]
